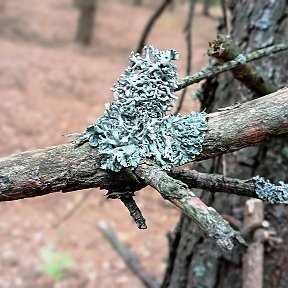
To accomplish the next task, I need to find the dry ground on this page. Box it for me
[0,0,220,287]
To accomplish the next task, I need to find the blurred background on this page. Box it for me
[0,0,221,287]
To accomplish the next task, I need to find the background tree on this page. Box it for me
[133,0,143,6]
[202,0,211,16]
[74,0,97,45]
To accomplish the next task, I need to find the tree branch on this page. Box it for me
[0,88,287,202]
[169,168,256,198]
[207,34,277,95]
[197,87,288,160]
[176,42,288,91]
[135,159,245,250]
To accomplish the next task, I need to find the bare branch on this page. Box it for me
[196,87,288,160]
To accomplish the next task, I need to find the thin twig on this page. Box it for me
[174,0,196,114]
[135,0,172,54]
[99,222,160,288]
[120,195,147,229]
[176,42,288,91]
[169,168,257,198]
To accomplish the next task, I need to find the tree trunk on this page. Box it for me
[161,0,288,287]
[202,0,211,16]
[75,0,97,45]
[133,0,143,6]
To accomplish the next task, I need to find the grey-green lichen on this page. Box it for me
[253,175,288,204]
[83,46,207,171]
[235,54,247,64]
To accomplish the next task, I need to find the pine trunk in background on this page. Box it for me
[133,0,143,6]
[202,0,211,16]
[75,0,97,45]
[162,1,288,287]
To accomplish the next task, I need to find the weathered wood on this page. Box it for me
[170,168,256,198]
[0,88,287,201]
[0,144,144,201]
[175,42,288,91]
[199,87,288,160]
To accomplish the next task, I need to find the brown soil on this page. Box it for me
[0,1,219,287]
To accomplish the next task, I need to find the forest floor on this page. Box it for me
[0,0,220,287]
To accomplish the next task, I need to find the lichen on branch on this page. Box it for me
[82,46,207,171]
[253,176,288,204]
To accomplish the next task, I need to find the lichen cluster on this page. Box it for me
[83,46,207,171]
[253,176,288,204]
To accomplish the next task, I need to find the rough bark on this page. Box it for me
[162,1,288,287]
[221,2,288,287]
[0,89,287,202]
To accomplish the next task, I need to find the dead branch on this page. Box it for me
[0,87,287,202]
[208,34,277,95]
[169,168,256,198]
[135,159,245,250]
[176,42,288,91]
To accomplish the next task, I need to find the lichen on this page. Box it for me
[83,46,207,171]
[235,54,247,64]
[253,175,288,204]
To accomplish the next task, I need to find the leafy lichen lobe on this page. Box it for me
[253,175,288,204]
[84,46,207,171]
